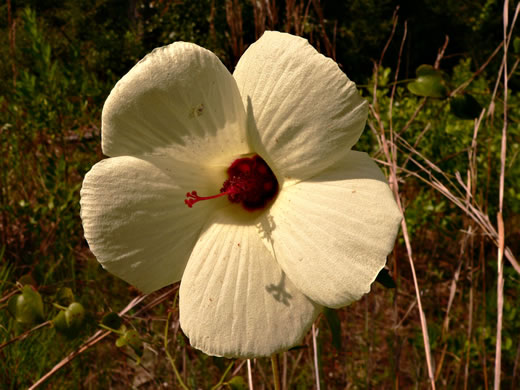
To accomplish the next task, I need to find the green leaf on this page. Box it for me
[115,334,127,348]
[53,302,85,337]
[52,311,68,332]
[416,64,439,77]
[56,287,74,306]
[65,302,85,329]
[7,295,18,319]
[450,93,482,119]
[227,376,247,390]
[323,307,343,352]
[101,312,123,330]
[408,75,447,98]
[116,329,143,357]
[9,286,45,325]
[407,65,447,98]
[375,268,396,289]
[514,36,520,54]
[126,330,143,357]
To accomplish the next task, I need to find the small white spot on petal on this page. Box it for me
[131,261,142,269]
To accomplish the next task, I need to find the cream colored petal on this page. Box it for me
[179,208,320,358]
[102,42,250,165]
[80,155,226,293]
[262,151,402,308]
[233,31,368,183]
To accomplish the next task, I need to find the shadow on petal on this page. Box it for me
[245,95,286,188]
[305,150,390,184]
[265,272,293,307]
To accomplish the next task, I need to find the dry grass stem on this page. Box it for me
[247,359,254,389]
[226,0,245,63]
[493,2,516,387]
[311,324,321,390]
[369,13,440,387]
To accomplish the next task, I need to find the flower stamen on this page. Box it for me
[185,155,278,211]
[184,190,228,208]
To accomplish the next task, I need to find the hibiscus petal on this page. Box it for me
[80,155,226,293]
[102,42,250,165]
[179,208,320,358]
[262,151,402,308]
[233,31,367,183]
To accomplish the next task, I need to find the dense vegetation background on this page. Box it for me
[1,0,519,388]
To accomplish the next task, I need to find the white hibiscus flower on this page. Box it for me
[80,31,402,358]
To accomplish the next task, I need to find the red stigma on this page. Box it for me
[184,190,227,208]
[185,155,278,211]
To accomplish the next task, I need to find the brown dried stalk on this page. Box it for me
[7,0,17,86]
[383,127,520,275]
[310,0,334,59]
[493,1,519,388]
[226,0,245,63]
[370,11,437,388]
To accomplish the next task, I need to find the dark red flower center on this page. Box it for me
[185,155,278,211]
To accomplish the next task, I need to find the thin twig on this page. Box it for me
[436,230,472,382]
[312,324,321,390]
[0,320,51,351]
[463,234,475,390]
[0,288,18,304]
[163,293,188,390]
[372,6,400,113]
[376,130,520,274]
[210,361,235,390]
[450,42,504,97]
[488,3,520,117]
[398,98,427,136]
[230,359,246,377]
[512,341,520,390]
[247,359,254,390]
[372,105,437,390]
[394,299,417,330]
[271,354,281,390]
[369,15,438,386]
[494,2,519,388]
[282,352,287,390]
[389,21,408,135]
[7,0,17,86]
[164,312,187,389]
[398,210,437,389]
[225,0,245,64]
[434,35,450,69]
